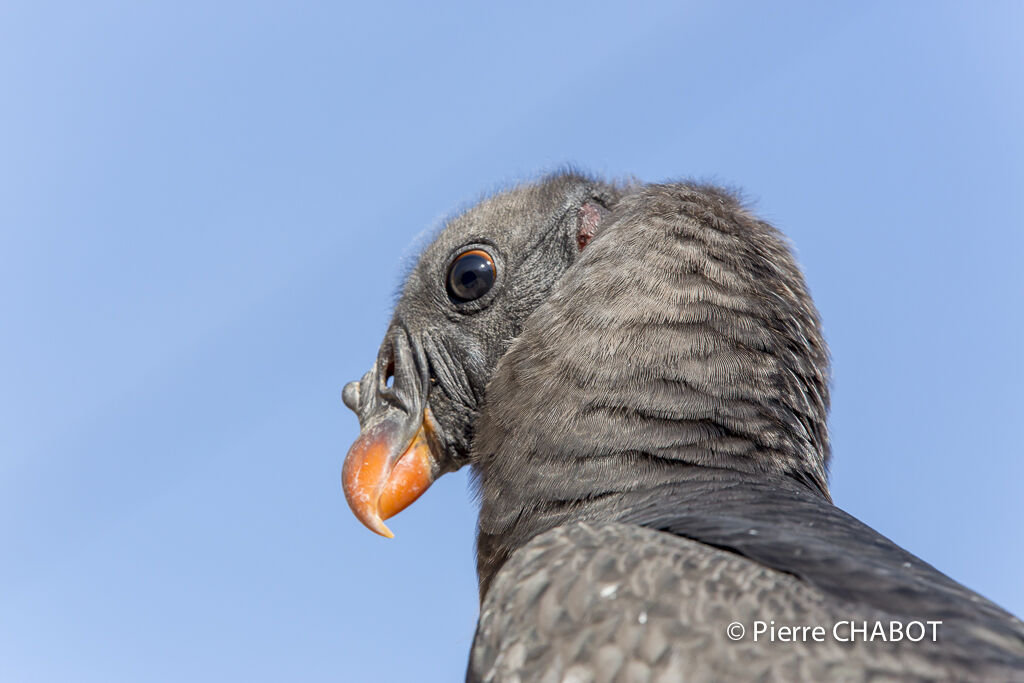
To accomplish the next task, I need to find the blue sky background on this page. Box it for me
[2,2,1022,681]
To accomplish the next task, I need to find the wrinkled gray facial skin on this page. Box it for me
[343,173,619,481]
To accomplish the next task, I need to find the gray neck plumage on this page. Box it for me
[470,183,831,598]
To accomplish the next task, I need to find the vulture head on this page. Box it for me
[342,171,830,591]
[342,172,619,537]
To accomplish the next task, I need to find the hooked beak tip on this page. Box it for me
[362,509,396,539]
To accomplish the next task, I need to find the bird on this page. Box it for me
[340,171,1024,681]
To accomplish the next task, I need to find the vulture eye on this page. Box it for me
[447,249,496,303]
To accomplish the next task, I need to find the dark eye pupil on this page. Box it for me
[447,249,496,302]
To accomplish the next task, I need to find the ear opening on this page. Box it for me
[576,201,609,251]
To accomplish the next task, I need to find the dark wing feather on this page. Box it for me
[469,470,1024,681]
[626,471,1019,634]
[626,469,1024,655]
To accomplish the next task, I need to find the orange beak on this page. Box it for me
[342,406,441,538]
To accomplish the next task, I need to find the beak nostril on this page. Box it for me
[379,359,396,394]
